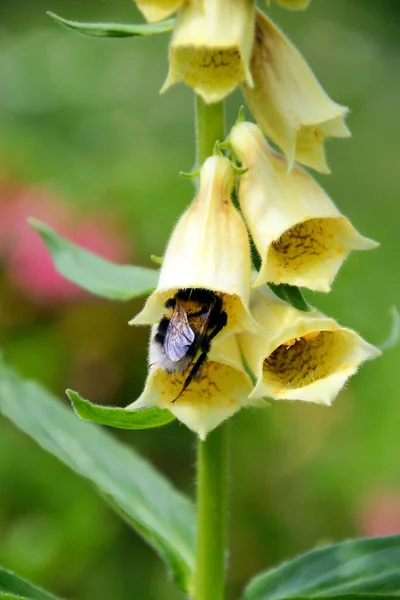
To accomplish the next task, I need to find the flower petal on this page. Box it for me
[127,361,252,439]
[134,0,183,23]
[241,9,350,172]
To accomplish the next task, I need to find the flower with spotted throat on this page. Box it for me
[236,286,381,405]
[127,155,260,437]
[230,121,377,292]
[134,0,183,23]
[127,334,253,439]
[242,9,350,173]
[161,0,255,104]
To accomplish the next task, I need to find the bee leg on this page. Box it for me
[171,351,208,404]
[171,311,228,403]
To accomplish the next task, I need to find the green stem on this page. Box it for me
[194,94,228,600]
[195,95,225,165]
[196,424,229,600]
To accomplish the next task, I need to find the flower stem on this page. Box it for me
[195,93,228,600]
[195,95,225,165]
[196,424,229,600]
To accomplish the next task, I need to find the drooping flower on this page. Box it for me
[241,9,350,173]
[161,0,255,104]
[229,121,377,292]
[127,155,262,438]
[238,286,380,405]
[266,0,311,10]
[127,333,253,439]
[130,154,259,338]
[134,0,184,23]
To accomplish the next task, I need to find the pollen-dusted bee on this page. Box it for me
[152,288,227,401]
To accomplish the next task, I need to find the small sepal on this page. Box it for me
[47,11,174,38]
[150,255,163,265]
[67,389,176,429]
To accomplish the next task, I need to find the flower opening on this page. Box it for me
[240,287,381,405]
[161,0,255,103]
[127,334,252,439]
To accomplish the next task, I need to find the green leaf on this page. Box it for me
[0,567,59,600]
[29,218,158,301]
[67,389,175,430]
[46,11,174,38]
[0,358,196,592]
[242,535,400,599]
[268,283,311,312]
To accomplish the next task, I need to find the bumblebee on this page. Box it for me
[152,289,227,401]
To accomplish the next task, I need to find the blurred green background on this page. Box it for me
[0,1,399,598]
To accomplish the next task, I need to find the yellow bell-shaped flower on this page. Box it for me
[130,155,258,338]
[242,9,350,173]
[161,0,255,104]
[238,286,381,405]
[230,121,378,292]
[134,0,184,23]
[127,333,252,439]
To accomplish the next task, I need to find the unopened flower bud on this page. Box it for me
[230,121,377,292]
[242,9,350,173]
[161,0,255,103]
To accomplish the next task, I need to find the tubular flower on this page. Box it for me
[241,9,350,173]
[127,333,253,439]
[266,0,311,9]
[130,155,258,338]
[230,121,378,292]
[240,286,381,405]
[160,0,255,104]
[134,0,183,23]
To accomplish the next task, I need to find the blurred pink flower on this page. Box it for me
[358,492,400,537]
[0,184,131,306]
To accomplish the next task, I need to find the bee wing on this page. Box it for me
[165,305,195,362]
